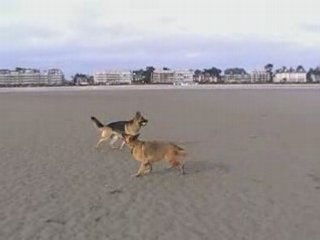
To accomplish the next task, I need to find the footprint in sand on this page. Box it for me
[307,173,320,190]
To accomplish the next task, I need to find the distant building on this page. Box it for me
[274,67,307,83]
[0,68,64,86]
[223,73,251,83]
[151,69,194,84]
[193,73,218,84]
[94,70,132,85]
[46,69,65,85]
[151,69,175,84]
[251,70,271,83]
[173,69,194,85]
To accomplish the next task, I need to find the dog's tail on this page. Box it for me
[91,116,104,128]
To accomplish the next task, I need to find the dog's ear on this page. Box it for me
[136,111,141,117]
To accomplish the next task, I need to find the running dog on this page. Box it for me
[122,133,186,177]
[91,112,148,149]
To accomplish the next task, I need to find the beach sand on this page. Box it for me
[1,88,320,240]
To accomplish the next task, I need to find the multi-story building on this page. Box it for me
[251,70,271,83]
[94,70,132,85]
[46,69,64,85]
[151,69,194,84]
[151,69,175,84]
[274,67,307,83]
[173,69,194,85]
[193,73,218,83]
[0,68,64,86]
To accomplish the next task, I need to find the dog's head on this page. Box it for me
[122,133,140,144]
[133,111,148,127]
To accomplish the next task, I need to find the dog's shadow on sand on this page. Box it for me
[151,160,230,176]
[184,160,230,175]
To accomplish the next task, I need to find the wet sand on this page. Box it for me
[1,88,320,240]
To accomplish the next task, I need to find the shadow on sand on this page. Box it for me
[149,160,230,176]
[184,160,230,175]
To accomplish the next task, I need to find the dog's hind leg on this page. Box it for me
[95,137,108,149]
[180,163,185,175]
[168,157,185,175]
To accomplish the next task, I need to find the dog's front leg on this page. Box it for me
[119,140,126,150]
[143,162,152,174]
[109,135,119,149]
[133,163,145,177]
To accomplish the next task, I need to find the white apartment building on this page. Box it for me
[46,69,64,85]
[151,69,194,84]
[151,69,175,84]
[94,70,132,85]
[193,73,218,83]
[0,68,64,86]
[251,70,271,83]
[173,69,194,84]
[274,72,307,83]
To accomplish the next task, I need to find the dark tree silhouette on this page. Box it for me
[144,66,155,84]
[264,63,274,82]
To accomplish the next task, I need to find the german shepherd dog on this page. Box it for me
[122,133,186,177]
[91,112,148,149]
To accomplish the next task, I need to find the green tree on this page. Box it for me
[264,63,274,82]
[204,67,222,78]
[296,65,306,73]
[144,66,155,84]
[224,68,247,75]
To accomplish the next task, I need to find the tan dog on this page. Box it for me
[91,112,148,149]
[122,133,186,177]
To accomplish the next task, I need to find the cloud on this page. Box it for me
[300,23,320,33]
[1,33,319,77]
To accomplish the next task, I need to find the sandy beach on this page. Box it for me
[1,87,320,240]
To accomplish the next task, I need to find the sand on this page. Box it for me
[1,87,320,240]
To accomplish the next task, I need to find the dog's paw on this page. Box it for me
[132,173,141,177]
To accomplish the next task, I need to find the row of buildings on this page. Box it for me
[92,69,195,85]
[222,69,308,84]
[2,67,320,87]
[93,68,319,85]
[0,68,64,86]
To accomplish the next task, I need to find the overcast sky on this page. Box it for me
[1,0,320,77]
